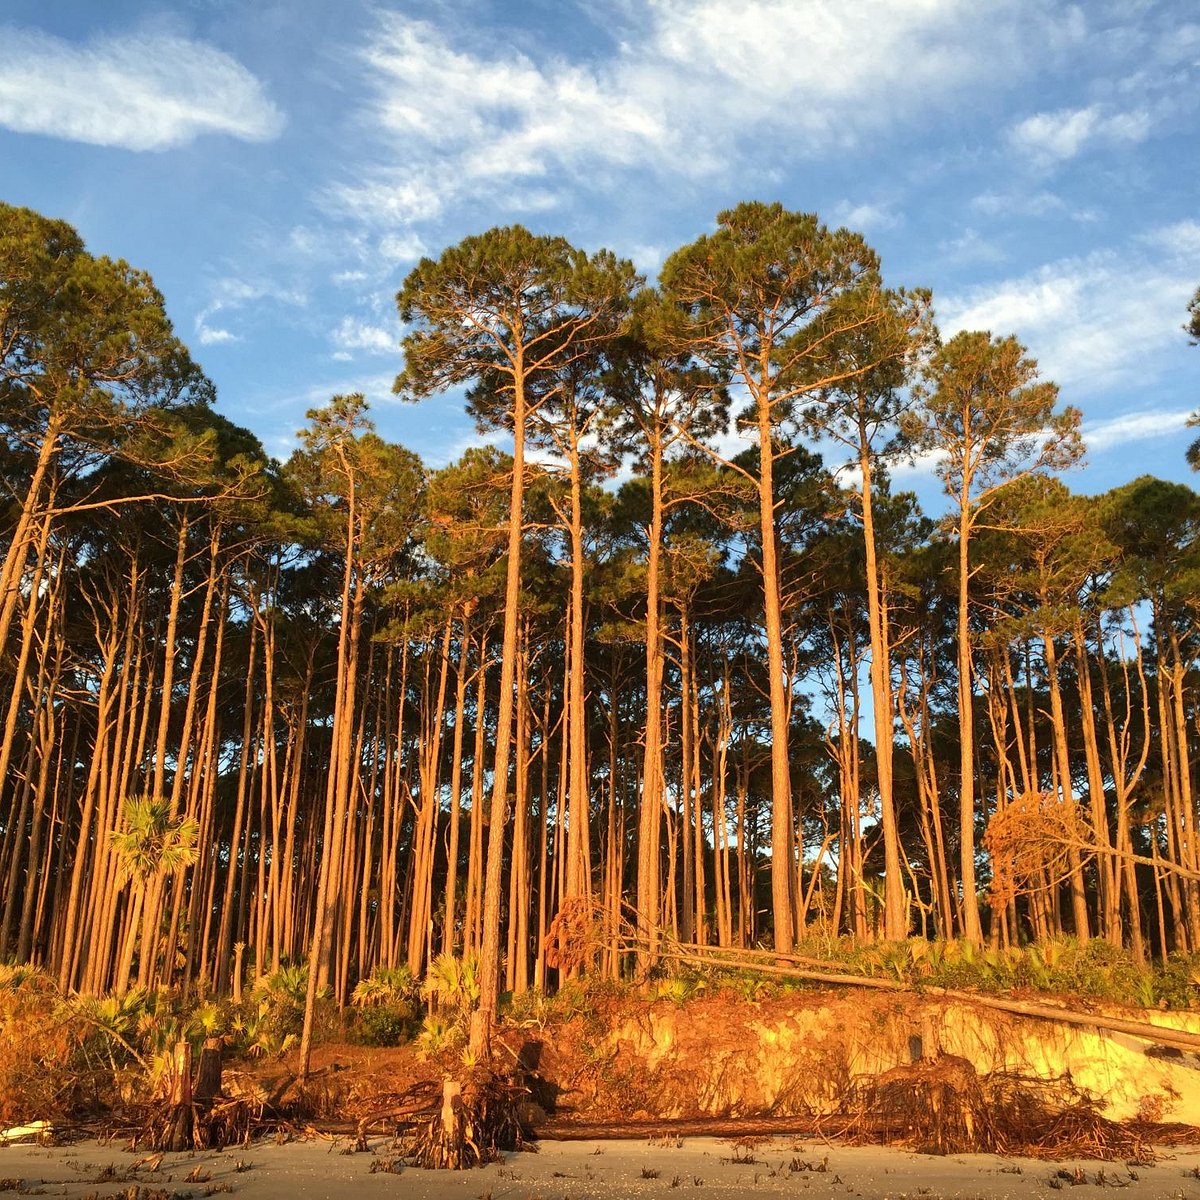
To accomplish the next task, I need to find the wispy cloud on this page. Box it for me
[0,27,284,151]
[1140,220,1200,258]
[195,277,306,347]
[938,227,1006,266]
[970,189,1099,222]
[1083,409,1191,453]
[938,234,1198,392]
[333,0,1084,226]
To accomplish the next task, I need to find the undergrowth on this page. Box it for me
[3,936,1197,1124]
[682,937,1200,1010]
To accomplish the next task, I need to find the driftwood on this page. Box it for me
[634,938,1200,1057]
[353,1081,441,1143]
[541,1115,869,1140]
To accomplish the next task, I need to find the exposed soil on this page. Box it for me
[213,984,1200,1164]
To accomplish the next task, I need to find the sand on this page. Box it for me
[4,1134,1200,1200]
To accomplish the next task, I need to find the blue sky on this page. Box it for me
[2,0,1198,511]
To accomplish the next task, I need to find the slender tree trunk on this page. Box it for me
[858,444,905,938]
[1043,633,1089,941]
[637,432,665,970]
[679,607,695,945]
[565,429,591,906]
[0,417,61,660]
[955,499,983,945]
[756,381,794,954]
[470,359,528,1058]
[442,611,471,957]
[300,454,363,1077]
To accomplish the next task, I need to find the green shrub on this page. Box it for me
[357,1002,417,1046]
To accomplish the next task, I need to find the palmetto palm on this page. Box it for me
[111,795,199,993]
[112,795,200,885]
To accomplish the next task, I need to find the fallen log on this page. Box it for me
[540,1115,876,1141]
[634,939,1200,1057]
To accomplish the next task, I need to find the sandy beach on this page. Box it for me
[4,1134,1200,1200]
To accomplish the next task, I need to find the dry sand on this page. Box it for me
[4,1134,1200,1200]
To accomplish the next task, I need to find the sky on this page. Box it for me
[2,0,1198,512]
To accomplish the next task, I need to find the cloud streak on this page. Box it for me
[195,277,306,347]
[334,0,1085,226]
[1083,409,1191,452]
[0,26,284,151]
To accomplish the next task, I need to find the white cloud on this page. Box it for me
[1083,409,1191,452]
[377,232,428,264]
[628,244,667,274]
[938,227,1006,266]
[891,445,949,481]
[973,189,1064,217]
[195,277,306,347]
[834,202,901,233]
[197,326,238,346]
[0,26,284,151]
[970,189,1100,222]
[1140,220,1200,260]
[1008,103,1152,163]
[328,176,447,227]
[330,316,397,359]
[1157,22,1200,66]
[338,0,1084,225]
[938,246,1198,392]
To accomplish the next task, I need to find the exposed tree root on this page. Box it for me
[402,1071,533,1169]
[848,1054,995,1155]
[845,1056,1161,1161]
[544,1054,1195,1162]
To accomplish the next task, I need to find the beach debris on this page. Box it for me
[0,1120,52,1145]
[850,1053,995,1155]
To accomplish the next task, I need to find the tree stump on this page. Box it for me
[407,1070,529,1169]
[166,1040,194,1152]
[193,1037,223,1106]
[440,1079,465,1166]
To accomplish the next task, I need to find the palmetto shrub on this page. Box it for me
[351,964,419,1045]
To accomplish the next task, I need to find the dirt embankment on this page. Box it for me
[512,988,1200,1127]
[128,985,1200,1159]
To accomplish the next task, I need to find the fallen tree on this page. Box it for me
[628,938,1200,1057]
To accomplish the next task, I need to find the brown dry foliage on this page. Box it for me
[0,967,82,1123]
[543,896,604,974]
[985,790,1092,912]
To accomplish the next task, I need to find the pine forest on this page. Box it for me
[5,197,1200,1075]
